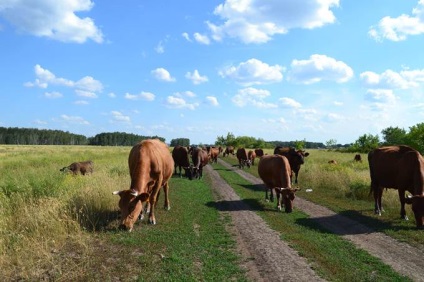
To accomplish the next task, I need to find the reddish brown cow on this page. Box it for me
[209,147,220,164]
[236,148,251,169]
[60,160,93,175]
[368,145,424,228]
[254,148,264,158]
[354,154,362,162]
[223,146,235,157]
[191,147,209,179]
[248,150,257,165]
[172,145,192,179]
[258,154,300,212]
[274,147,309,184]
[112,139,174,231]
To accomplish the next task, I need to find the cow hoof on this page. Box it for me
[401,215,409,221]
[164,206,170,211]
[148,219,156,225]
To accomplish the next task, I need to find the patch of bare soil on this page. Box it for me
[207,159,424,282]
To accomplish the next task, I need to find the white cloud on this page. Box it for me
[125,91,155,101]
[193,32,210,44]
[185,70,209,84]
[74,100,89,105]
[360,68,424,89]
[155,41,165,54]
[0,0,104,43]
[165,96,199,110]
[59,114,90,125]
[207,0,339,44]
[182,32,191,41]
[25,65,103,96]
[44,91,62,98]
[110,111,131,123]
[206,96,219,106]
[108,92,116,98]
[219,58,283,86]
[151,67,176,82]
[232,87,277,108]
[364,89,397,112]
[369,1,424,42]
[279,97,302,108]
[288,54,353,84]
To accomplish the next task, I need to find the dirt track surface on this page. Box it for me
[204,159,424,282]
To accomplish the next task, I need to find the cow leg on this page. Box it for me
[373,186,383,215]
[398,190,408,220]
[163,182,170,211]
[265,188,274,202]
[276,189,282,211]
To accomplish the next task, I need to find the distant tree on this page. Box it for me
[381,126,407,146]
[170,138,190,147]
[351,134,380,153]
[405,123,424,153]
[294,139,306,150]
[325,139,338,150]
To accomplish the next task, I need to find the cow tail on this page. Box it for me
[368,151,375,196]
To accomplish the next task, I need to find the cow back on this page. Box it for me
[258,154,291,189]
[172,145,190,167]
[236,148,248,160]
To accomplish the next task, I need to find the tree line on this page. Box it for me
[0,127,164,146]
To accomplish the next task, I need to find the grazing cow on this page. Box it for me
[191,147,209,179]
[258,154,300,212]
[328,160,338,165]
[354,154,362,162]
[248,150,257,165]
[112,139,174,231]
[223,146,235,157]
[236,148,251,169]
[209,147,220,164]
[172,145,192,179]
[274,147,309,184]
[60,160,93,175]
[368,145,424,228]
[255,148,264,158]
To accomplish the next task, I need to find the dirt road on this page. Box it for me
[204,159,424,282]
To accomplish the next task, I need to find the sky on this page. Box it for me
[1,0,424,145]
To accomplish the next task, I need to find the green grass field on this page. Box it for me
[0,145,421,280]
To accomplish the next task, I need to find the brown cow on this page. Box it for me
[223,146,235,157]
[274,146,309,184]
[172,145,192,179]
[60,160,93,175]
[112,139,174,231]
[258,154,300,212]
[254,148,264,158]
[236,148,251,169]
[209,147,220,164]
[191,147,209,179]
[328,160,338,164]
[354,154,362,162]
[248,150,257,165]
[368,145,424,228]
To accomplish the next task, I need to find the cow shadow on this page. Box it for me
[213,167,234,173]
[206,198,265,212]
[240,183,266,193]
[295,209,415,235]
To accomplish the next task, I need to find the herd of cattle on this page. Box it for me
[60,140,424,230]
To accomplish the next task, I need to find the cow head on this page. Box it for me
[278,187,300,213]
[405,195,424,228]
[244,159,252,168]
[112,190,149,231]
[184,165,194,180]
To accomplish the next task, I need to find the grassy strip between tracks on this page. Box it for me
[211,161,410,282]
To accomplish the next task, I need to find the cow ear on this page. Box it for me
[304,152,310,157]
[136,193,150,202]
[405,195,413,205]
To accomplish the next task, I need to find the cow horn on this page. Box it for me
[130,189,138,196]
[112,190,121,195]
[407,195,413,199]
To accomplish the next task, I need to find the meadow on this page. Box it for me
[0,145,421,280]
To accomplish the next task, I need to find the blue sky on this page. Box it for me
[1,0,424,145]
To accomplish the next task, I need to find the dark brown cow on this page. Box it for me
[248,150,257,165]
[223,146,235,157]
[354,154,362,162]
[254,148,264,158]
[274,147,309,184]
[60,160,93,175]
[172,145,192,178]
[368,145,424,228]
[236,148,251,169]
[112,139,174,231]
[258,154,300,212]
[328,160,338,164]
[191,147,209,179]
[209,147,220,164]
